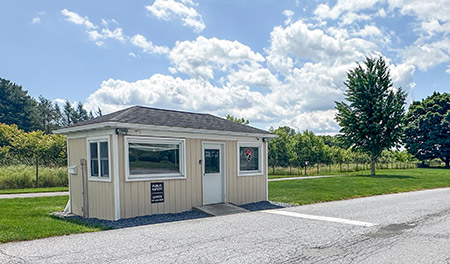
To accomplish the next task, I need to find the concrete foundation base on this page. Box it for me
[194,203,249,216]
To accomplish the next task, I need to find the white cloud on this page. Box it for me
[283,10,294,25]
[31,17,41,24]
[402,43,450,71]
[314,0,380,20]
[387,0,450,23]
[82,1,448,134]
[146,0,205,33]
[446,66,450,74]
[357,24,383,38]
[268,20,378,68]
[130,34,170,54]
[168,36,265,80]
[87,28,127,42]
[61,9,96,29]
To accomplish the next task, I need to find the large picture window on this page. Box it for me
[88,138,110,181]
[125,137,185,180]
[238,142,263,176]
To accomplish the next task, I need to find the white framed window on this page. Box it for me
[237,142,263,176]
[87,137,111,182]
[125,136,186,181]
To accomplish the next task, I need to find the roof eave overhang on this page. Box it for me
[53,122,277,138]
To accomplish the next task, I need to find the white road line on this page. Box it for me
[264,210,377,227]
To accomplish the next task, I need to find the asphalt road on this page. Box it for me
[2,188,450,263]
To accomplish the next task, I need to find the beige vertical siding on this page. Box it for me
[225,141,267,205]
[119,137,204,218]
[68,138,86,216]
[68,136,115,220]
[118,137,267,219]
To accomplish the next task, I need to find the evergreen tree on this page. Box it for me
[335,57,406,176]
[63,101,73,126]
[0,78,38,131]
[404,92,450,168]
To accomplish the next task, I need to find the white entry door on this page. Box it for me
[202,142,225,205]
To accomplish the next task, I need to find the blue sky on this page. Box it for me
[1,0,450,134]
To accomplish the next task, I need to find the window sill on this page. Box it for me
[126,174,186,182]
[88,176,112,182]
[238,171,263,177]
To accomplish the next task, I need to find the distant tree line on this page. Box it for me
[0,77,101,186]
[0,77,100,133]
[267,127,417,175]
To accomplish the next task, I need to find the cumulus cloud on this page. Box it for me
[314,0,380,21]
[82,1,447,134]
[130,34,170,54]
[401,43,450,71]
[61,9,96,29]
[283,10,294,25]
[88,28,126,42]
[168,36,265,79]
[146,0,205,33]
[61,8,167,55]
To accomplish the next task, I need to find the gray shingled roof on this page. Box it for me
[64,106,272,135]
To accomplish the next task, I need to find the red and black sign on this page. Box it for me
[244,148,254,162]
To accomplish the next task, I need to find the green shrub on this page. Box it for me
[0,165,67,190]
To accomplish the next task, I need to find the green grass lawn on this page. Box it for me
[269,168,450,205]
[0,196,107,243]
[0,186,68,195]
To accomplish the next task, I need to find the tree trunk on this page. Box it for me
[445,158,450,169]
[289,166,292,175]
[304,166,307,176]
[371,160,376,176]
[317,164,320,174]
[339,163,342,172]
[272,165,275,175]
[35,157,39,188]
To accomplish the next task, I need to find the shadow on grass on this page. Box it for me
[50,214,113,230]
[351,174,415,179]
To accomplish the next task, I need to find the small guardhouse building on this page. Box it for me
[55,106,275,220]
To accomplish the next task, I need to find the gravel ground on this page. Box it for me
[60,210,211,229]
[57,201,295,229]
[239,201,294,211]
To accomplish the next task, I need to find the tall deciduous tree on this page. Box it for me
[335,57,406,176]
[225,115,249,125]
[404,92,450,168]
[268,126,295,173]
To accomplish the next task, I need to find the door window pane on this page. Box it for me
[239,147,259,171]
[129,142,180,175]
[205,149,220,173]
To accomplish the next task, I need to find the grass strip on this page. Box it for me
[0,187,68,195]
[269,168,450,205]
[0,196,107,243]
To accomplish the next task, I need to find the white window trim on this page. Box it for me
[125,136,186,181]
[87,136,112,182]
[237,141,263,176]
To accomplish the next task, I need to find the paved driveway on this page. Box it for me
[2,188,450,263]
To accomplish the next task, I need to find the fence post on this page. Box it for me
[80,158,89,218]
[35,157,39,188]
